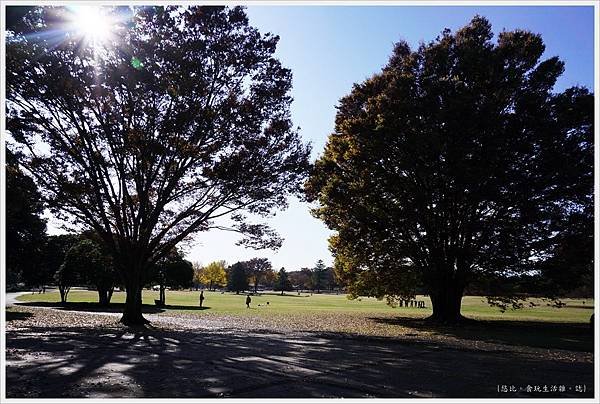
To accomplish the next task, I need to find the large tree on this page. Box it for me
[306,16,593,323]
[6,6,310,324]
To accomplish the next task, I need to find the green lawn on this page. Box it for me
[16,290,594,323]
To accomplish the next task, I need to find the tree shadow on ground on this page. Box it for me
[164,305,211,311]
[5,321,593,399]
[6,311,34,321]
[369,316,594,352]
[14,302,212,314]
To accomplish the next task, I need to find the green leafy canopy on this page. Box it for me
[306,16,593,318]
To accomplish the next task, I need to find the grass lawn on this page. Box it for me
[12,290,595,352]
[16,289,594,323]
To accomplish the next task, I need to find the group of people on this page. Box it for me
[198,291,254,308]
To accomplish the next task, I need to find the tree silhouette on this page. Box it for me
[5,148,47,286]
[6,6,310,324]
[55,240,102,303]
[149,249,193,305]
[40,234,80,291]
[227,261,249,294]
[306,16,593,322]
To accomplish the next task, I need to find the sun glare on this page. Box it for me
[69,6,113,45]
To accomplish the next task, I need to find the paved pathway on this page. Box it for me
[5,292,30,307]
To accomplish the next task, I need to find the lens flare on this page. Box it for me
[69,6,113,47]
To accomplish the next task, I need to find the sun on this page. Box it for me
[68,6,113,45]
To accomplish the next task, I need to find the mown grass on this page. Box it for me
[16,290,594,323]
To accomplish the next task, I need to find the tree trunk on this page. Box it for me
[98,289,108,306]
[428,281,465,323]
[159,285,165,305]
[97,285,114,306]
[120,279,149,325]
[59,285,70,303]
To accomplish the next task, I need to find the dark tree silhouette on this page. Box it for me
[6,6,310,325]
[227,262,249,294]
[40,234,81,290]
[55,240,100,303]
[165,258,194,290]
[5,149,47,287]
[79,231,119,305]
[148,249,192,306]
[306,16,593,323]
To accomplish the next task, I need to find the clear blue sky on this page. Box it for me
[184,5,595,271]
[43,5,595,271]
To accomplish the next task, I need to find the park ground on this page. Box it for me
[5,290,595,398]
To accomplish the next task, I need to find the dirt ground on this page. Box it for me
[4,306,595,398]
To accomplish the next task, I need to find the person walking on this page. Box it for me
[246,294,251,308]
[199,290,205,308]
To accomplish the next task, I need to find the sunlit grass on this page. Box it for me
[16,290,594,323]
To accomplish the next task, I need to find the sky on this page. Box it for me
[181,5,595,270]
[48,5,596,271]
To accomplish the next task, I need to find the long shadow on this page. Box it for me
[14,301,213,314]
[369,316,594,352]
[14,301,164,314]
[6,311,34,321]
[163,305,211,311]
[5,322,593,399]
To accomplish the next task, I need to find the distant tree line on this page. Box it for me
[190,258,341,295]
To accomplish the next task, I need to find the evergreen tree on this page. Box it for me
[274,267,293,294]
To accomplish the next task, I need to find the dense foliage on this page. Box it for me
[197,260,227,290]
[5,149,47,286]
[306,16,594,322]
[227,261,250,294]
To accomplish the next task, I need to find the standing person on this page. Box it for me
[199,290,205,308]
[246,294,251,308]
